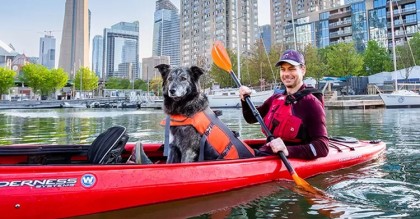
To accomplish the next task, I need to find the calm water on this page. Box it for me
[0,108,419,218]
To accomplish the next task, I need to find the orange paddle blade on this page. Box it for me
[292,173,326,197]
[211,41,232,72]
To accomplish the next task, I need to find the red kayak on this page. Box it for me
[0,133,385,219]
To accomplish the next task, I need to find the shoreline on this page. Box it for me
[0,94,386,110]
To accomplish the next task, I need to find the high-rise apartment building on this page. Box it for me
[180,0,259,68]
[39,34,56,69]
[369,0,419,50]
[59,0,89,77]
[103,21,139,80]
[260,24,272,53]
[92,35,103,79]
[270,0,419,52]
[271,0,345,49]
[153,0,180,67]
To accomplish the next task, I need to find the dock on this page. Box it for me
[325,94,385,109]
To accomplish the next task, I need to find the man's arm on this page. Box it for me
[241,95,275,124]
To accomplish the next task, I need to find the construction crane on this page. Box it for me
[38,30,61,37]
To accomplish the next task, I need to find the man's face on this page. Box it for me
[279,62,306,89]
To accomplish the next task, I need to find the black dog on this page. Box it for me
[155,64,255,163]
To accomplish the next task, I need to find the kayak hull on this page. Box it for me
[0,139,385,219]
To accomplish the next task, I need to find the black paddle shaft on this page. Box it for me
[229,70,296,175]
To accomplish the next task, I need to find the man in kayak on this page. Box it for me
[239,49,329,160]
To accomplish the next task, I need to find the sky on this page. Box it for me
[0,0,270,61]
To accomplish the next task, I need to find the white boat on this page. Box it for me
[379,90,420,108]
[379,1,420,108]
[60,102,87,108]
[206,89,273,108]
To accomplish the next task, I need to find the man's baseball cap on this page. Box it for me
[275,50,305,67]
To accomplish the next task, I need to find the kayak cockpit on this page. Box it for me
[0,124,383,166]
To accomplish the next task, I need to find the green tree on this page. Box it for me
[119,78,131,89]
[396,42,416,82]
[21,64,70,98]
[326,43,364,77]
[43,68,68,95]
[0,67,16,99]
[75,67,99,91]
[318,47,333,76]
[266,43,284,84]
[303,44,326,84]
[21,63,49,95]
[363,40,392,75]
[149,76,162,96]
[105,77,120,89]
[246,40,279,86]
[134,79,147,90]
[408,32,420,65]
[105,77,131,89]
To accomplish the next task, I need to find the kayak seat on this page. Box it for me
[87,126,129,164]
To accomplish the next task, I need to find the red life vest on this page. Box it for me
[263,95,303,143]
[161,109,255,160]
[263,88,323,143]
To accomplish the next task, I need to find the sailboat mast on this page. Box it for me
[236,0,241,81]
[290,0,297,50]
[389,0,397,91]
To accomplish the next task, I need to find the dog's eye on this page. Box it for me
[180,76,187,81]
[167,77,173,81]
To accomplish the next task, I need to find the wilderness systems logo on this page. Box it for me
[0,178,77,188]
[81,174,96,188]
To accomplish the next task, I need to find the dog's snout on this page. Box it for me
[169,89,176,95]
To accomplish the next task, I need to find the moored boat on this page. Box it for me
[379,89,420,108]
[0,135,385,219]
[206,88,273,108]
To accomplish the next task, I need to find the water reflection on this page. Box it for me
[0,108,164,145]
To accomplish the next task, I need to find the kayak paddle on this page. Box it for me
[211,41,324,196]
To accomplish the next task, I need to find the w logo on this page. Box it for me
[81,174,96,188]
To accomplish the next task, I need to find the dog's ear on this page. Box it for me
[190,66,204,80]
[155,64,170,79]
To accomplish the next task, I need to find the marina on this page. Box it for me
[0,93,389,110]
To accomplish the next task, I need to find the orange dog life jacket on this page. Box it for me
[161,108,255,161]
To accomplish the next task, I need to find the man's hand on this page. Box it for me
[239,86,252,101]
[266,138,289,156]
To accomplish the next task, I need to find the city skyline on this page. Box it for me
[0,0,270,63]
